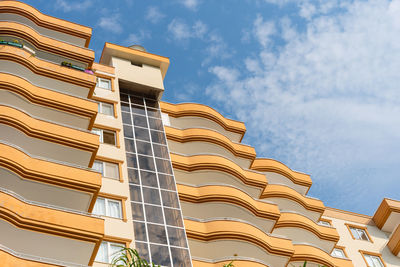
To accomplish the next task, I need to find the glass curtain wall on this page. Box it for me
[120,89,192,267]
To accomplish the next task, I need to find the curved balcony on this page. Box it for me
[185,218,293,267]
[0,45,95,98]
[251,158,312,194]
[261,184,325,222]
[0,1,91,47]
[171,153,266,189]
[272,212,339,253]
[178,183,279,232]
[165,126,255,169]
[0,73,96,130]
[0,189,103,266]
[192,257,270,267]
[290,244,354,267]
[0,21,94,65]
[0,142,101,212]
[160,102,246,142]
[0,105,98,167]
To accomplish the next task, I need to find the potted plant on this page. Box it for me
[110,247,160,267]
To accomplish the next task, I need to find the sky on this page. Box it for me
[23,0,400,216]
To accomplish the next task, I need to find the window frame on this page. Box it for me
[331,246,347,259]
[95,241,125,263]
[93,197,123,219]
[360,250,386,267]
[92,127,117,146]
[93,159,121,181]
[98,101,115,116]
[318,220,332,227]
[346,223,373,242]
[97,77,112,90]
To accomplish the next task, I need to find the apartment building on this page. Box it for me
[0,1,399,267]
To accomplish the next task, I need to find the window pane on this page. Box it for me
[153,144,169,159]
[101,103,113,116]
[136,141,153,156]
[140,170,158,188]
[98,78,111,89]
[131,96,144,106]
[350,227,359,239]
[131,104,146,116]
[365,255,375,266]
[122,112,132,124]
[143,187,160,205]
[135,242,150,263]
[129,185,142,202]
[123,125,133,138]
[128,168,139,184]
[148,117,164,131]
[105,162,119,179]
[133,115,148,128]
[161,190,180,208]
[126,153,138,169]
[133,221,147,241]
[95,242,108,263]
[332,248,345,258]
[358,229,369,241]
[158,174,176,191]
[168,227,187,247]
[93,198,105,216]
[120,93,129,103]
[150,244,170,266]
[145,99,158,108]
[145,205,164,224]
[93,160,104,175]
[131,202,144,221]
[124,138,135,152]
[151,130,166,145]
[138,155,155,171]
[371,256,384,267]
[156,158,173,174]
[135,127,150,141]
[121,102,130,112]
[146,107,161,119]
[171,247,191,267]
[164,208,183,227]
[103,131,116,145]
[147,224,167,244]
[107,200,122,218]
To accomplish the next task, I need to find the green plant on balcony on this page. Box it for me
[110,247,160,267]
[223,261,234,267]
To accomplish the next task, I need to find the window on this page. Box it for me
[93,160,120,179]
[363,253,385,267]
[92,128,116,146]
[318,220,331,227]
[331,248,346,258]
[95,241,124,263]
[93,197,122,219]
[348,225,371,241]
[98,101,114,116]
[97,78,111,90]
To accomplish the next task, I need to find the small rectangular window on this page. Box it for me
[98,102,114,116]
[97,78,111,90]
[318,220,331,227]
[95,241,124,263]
[349,226,370,241]
[93,197,122,219]
[92,128,117,146]
[93,160,119,180]
[331,248,346,258]
[364,253,385,267]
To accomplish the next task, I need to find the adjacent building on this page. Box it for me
[0,1,399,266]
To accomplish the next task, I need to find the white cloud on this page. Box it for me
[54,0,92,12]
[125,30,151,46]
[168,19,207,41]
[98,15,123,34]
[146,6,165,24]
[178,0,201,11]
[253,14,276,47]
[206,0,400,212]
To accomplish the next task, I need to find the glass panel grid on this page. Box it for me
[122,92,190,267]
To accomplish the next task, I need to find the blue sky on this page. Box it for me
[24,0,400,215]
